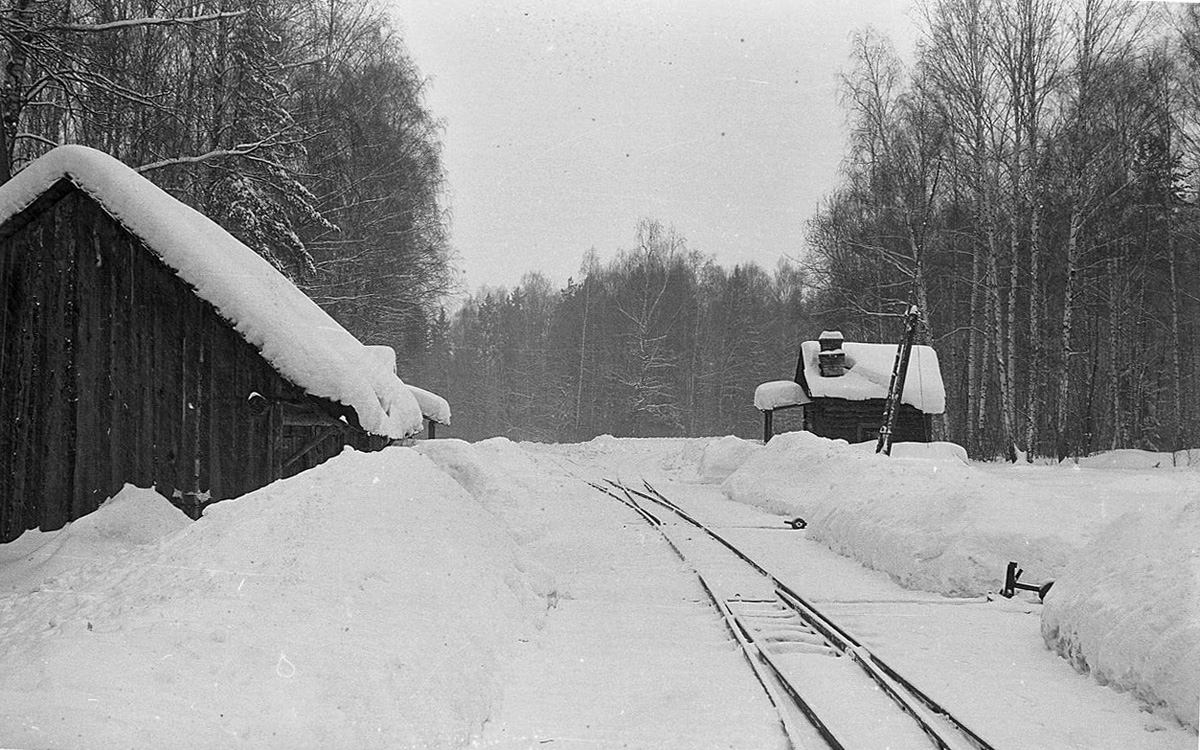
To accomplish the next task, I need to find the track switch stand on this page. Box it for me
[1001,561,1054,601]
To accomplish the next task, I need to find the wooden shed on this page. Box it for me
[0,146,430,542]
[756,331,944,444]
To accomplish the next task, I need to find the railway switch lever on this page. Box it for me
[1001,561,1054,601]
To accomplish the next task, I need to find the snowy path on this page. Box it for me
[477,475,786,749]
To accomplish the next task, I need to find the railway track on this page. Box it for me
[589,478,999,750]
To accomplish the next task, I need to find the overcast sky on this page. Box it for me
[391,0,919,293]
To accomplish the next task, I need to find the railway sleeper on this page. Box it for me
[727,600,840,657]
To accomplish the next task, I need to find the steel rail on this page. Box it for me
[601,477,1000,750]
[633,478,998,750]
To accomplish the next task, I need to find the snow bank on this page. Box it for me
[0,448,541,749]
[851,438,969,463]
[564,435,717,484]
[413,437,567,547]
[0,485,191,595]
[722,431,1080,595]
[1042,501,1200,730]
[699,435,761,481]
[1075,448,1200,470]
[0,146,425,438]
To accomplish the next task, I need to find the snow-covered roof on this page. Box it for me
[0,145,425,439]
[364,345,450,425]
[407,385,451,425]
[798,339,945,414]
[754,380,810,411]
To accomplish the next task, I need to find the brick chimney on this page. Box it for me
[817,330,845,377]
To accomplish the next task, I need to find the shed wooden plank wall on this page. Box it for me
[1,186,376,543]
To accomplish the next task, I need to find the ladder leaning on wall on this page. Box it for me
[875,304,922,456]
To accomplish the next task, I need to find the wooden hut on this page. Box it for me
[0,146,433,542]
[756,331,944,443]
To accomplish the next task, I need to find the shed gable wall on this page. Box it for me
[0,188,372,542]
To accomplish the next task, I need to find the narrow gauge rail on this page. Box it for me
[589,478,999,750]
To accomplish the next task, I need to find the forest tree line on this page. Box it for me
[429,0,1200,460]
[0,0,451,351]
[415,219,813,443]
[809,0,1200,460]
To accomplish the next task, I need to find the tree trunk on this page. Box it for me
[988,225,1016,461]
[1006,155,1022,457]
[1056,201,1083,460]
[1168,220,1183,450]
[1108,256,1122,450]
[575,280,590,435]
[967,238,984,454]
[1025,196,1043,458]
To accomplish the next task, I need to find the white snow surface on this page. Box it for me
[799,339,946,413]
[720,430,1199,731]
[1042,500,1200,730]
[753,379,810,411]
[408,384,452,425]
[0,145,424,438]
[1074,447,1200,469]
[0,485,193,596]
[0,448,543,748]
[1,433,1196,746]
[698,434,762,481]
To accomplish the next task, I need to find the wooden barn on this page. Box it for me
[0,146,436,543]
[756,330,944,444]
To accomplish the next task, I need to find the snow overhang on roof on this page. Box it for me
[363,345,451,425]
[799,339,946,414]
[407,385,451,425]
[0,145,426,439]
[754,380,810,411]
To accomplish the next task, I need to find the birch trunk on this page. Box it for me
[1006,144,1022,457]
[1108,256,1122,450]
[1168,222,1183,449]
[1056,201,1083,460]
[987,221,1016,461]
[1025,197,1043,457]
[967,238,984,453]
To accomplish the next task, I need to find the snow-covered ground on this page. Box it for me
[0,433,1196,748]
[715,431,1198,731]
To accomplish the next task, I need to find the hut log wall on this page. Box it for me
[806,398,931,444]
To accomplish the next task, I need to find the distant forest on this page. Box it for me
[418,1,1200,460]
[414,219,812,444]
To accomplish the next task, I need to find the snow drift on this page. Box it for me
[0,448,541,749]
[698,435,760,481]
[721,431,1072,596]
[1042,500,1200,731]
[0,485,193,595]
